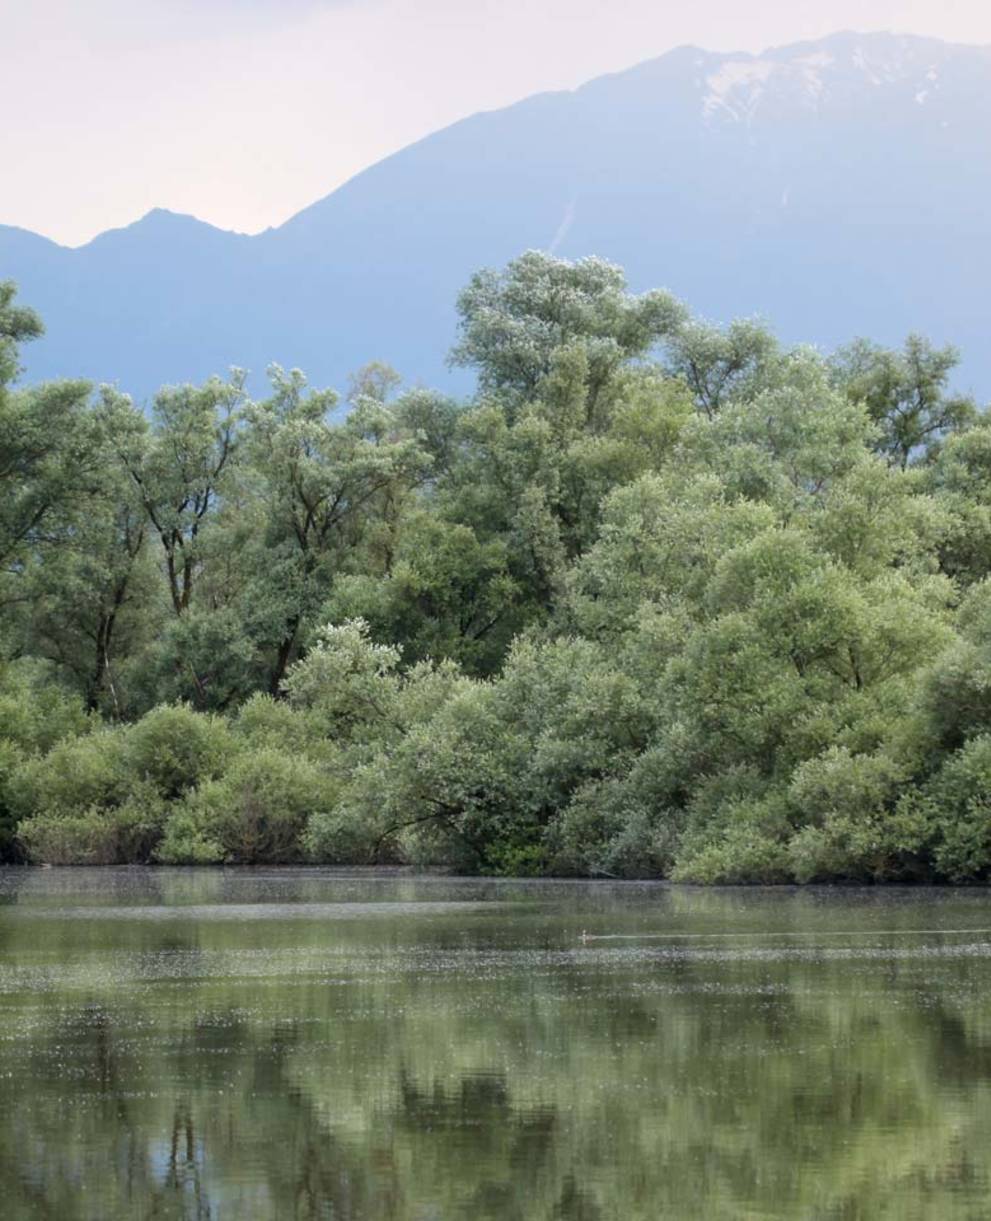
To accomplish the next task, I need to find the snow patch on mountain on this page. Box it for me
[702,61,775,122]
[702,56,826,125]
[701,38,958,127]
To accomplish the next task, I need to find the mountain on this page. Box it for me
[4,30,991,401]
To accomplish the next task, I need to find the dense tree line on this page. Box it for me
[2,253,990,880]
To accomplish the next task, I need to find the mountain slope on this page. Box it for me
[4,30,991,400]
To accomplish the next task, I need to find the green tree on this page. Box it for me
[832,334,977,469]
[113,374,245,617]
[451,251,684,416]
[663,315,779,418]
[240,368,431,693]
[0,323,96,599]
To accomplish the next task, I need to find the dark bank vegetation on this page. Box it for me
[2,255,991,881]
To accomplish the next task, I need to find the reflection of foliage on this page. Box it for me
[2,880,991,1217]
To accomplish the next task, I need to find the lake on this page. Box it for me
[1,869,990,1219]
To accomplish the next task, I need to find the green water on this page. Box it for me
[2,870,991,1219]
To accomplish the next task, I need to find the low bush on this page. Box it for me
[7,729,129,822]
[548,750,685,878]
[926,736,991,881]
[17,788,167,865]
[158,748,338,865]
[125,704,233,799]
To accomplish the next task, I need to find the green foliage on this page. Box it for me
[664,315,779,418]
[0,661,91,860]
[282,618,404,740]
[8,729,130,824]
[124,703,232,799]
[0,739,26,862]
[233,691,332,759]
[17,791,167,866]
[915,580,991,754]
[2,255,990,879]
[157,749,337,865]
[548,748,685,878]
[451,251,684,410]
[0,659,90,754]
[929,418,991,583]
[239,368,432,695]
[785,749,927,882]
[832,334,977,468]
[0,279,43,386]
[921,736,991,881]
[325,513,524,675]
[668,771,792,884]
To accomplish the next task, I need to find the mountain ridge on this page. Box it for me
[18,30,983,251]
[3,29,990,399]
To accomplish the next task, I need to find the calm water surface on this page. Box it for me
[2,868,991,1219]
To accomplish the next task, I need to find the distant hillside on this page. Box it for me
[3,30,991,400]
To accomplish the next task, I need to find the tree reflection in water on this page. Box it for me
[1,869,990,1218]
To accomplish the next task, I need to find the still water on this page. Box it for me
[1,869,991,1219]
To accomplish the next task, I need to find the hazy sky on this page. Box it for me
[4,0,991,245]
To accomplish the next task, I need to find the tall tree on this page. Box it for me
[0,283,100,624]
[241,367,431,693]
[831,334,977,468]
[450,251,684,418]
[113,374,245,617]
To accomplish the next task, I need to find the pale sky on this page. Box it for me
[4,0,991,246]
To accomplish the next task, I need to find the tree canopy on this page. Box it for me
[2,254,989,880]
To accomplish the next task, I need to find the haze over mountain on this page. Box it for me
[3,29,990,401]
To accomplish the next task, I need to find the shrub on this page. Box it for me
[926,736,991,881]
[152,804,225,865]
[18,788,167,865]
[548,750,685,878]
[671,790,792,884]
[7,704,231,864]
[783,748,930,882]
[7,729,129,822]
[786,805,931,884]
[233,693,333,762]
[158,748,338,864]
[125,704,233,799]
[0,740,25,862]
[670,824,790,885]
[303,799,399,865]
[0,662,93,859]
[0,659,90,754]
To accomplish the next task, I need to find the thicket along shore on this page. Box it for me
[3,254,991,883]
